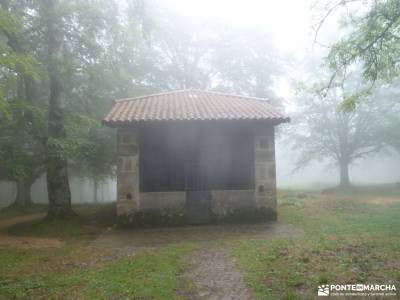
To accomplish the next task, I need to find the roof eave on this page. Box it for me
[102,117,290,128]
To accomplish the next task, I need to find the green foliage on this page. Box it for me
[0,100,46,180]
[0,9,38,80]
[0,0,124,194]
[0,47,38,80]
[326,0,400,83]
[0,6,44,185]
[0,0,285,197]
[66,116,116,182]
[0,97,11,119]
[0,8,17,33]
[340,89,371,112]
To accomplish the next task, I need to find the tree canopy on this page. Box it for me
[0,0,287,216]
[317,0,400,107]
[290,69,393,187]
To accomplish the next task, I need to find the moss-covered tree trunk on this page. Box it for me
[42,0,74,219]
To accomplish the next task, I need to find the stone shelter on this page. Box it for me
[103,89,289,225]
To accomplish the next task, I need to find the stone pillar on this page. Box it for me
[116,127,140,217]
[254,126,277,220]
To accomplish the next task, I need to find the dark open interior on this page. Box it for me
[139,123,255,192]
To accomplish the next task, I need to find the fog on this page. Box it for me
[276,141,400,188]
[0,177,116,209]
[1,1,399,298]
[161,0,400,189]
[1,0,400,209]
[1,144,399,208]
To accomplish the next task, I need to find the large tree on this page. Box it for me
[131,2,286,98]
[291,77,391,187]
[1,0,127,213]
[1,0,286,211]
[39,0,75,218]
[136,8,214,91]
[40,0,125,217]
[0,3,46,208]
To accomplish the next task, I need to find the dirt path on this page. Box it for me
[92,223,303,299]
[0,213,64,249]
[93,222,303,299]
[179,245,253,300]
[0,213,45,230]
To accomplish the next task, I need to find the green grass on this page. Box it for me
[1,187,399,299]
[0,203,196,299]
[0,243,195,300]
[336,182,400,197]
[230,189,400,299]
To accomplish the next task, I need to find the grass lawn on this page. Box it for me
[0,204,195,299]
[0,185,399,299]
[229,187,400,299]
[0,243,194,299]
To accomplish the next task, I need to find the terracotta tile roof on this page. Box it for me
[103,89,289,126]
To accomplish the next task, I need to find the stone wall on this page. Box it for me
[210,190,256,216]
[209,189,271,222]
[117,191,187,226]
[140,191,185,214]
[116,128,140,216]
[254,126,277,219]
[116,124,278,223]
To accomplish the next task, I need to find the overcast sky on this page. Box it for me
[160,0,314,56]
[157,0,343,102]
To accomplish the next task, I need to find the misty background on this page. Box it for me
[1,0,400,208]
[1,149,400,208]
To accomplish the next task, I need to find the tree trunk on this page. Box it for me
[94,179,98,203]
[43,0,74,220]
[15,178,25,208]
[23,179,33,205]
[10,178,33,209]
[339,160,350,188]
